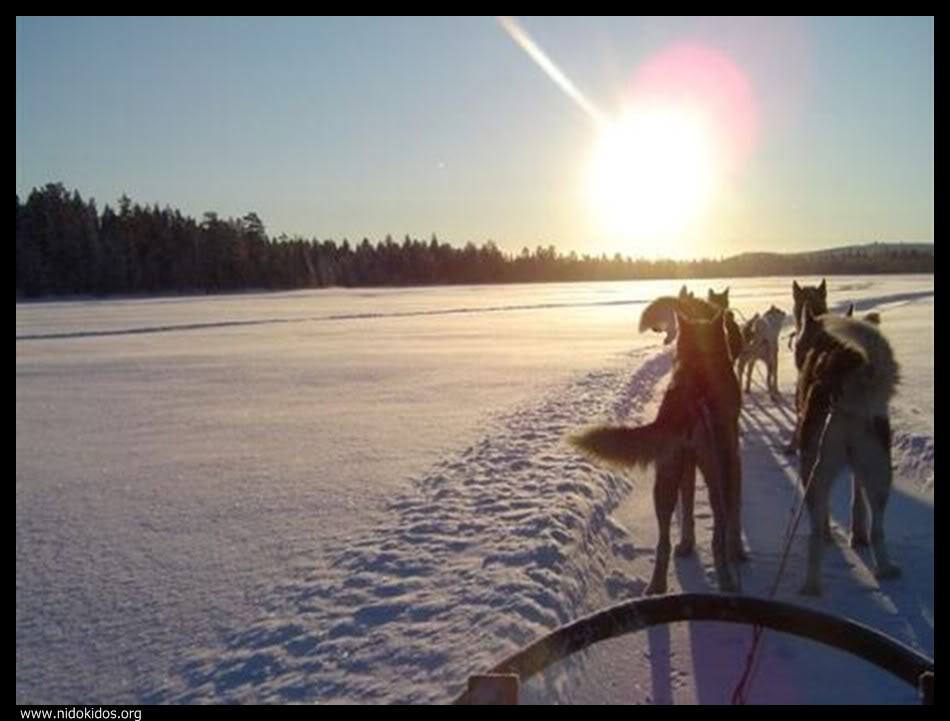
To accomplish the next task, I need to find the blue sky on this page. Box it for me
[16,16,933,259]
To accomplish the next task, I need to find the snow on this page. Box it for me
[16,275,933,704]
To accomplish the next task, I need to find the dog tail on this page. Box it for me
[569,421,682,469]
[638,297,679,335]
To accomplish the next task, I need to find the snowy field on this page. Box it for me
[16,275,933,704]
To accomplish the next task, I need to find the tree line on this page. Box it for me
[15,183,934,298]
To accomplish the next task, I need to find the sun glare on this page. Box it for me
[499,19,757,254]
[588,105,716,242]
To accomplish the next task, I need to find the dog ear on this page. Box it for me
[792,280,801,300]
[818,278,827,296]
[845,303,855,317]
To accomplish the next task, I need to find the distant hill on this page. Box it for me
[719,242,933,278]
[730,241,933,263]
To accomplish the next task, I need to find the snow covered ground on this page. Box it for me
[16,276,933,704]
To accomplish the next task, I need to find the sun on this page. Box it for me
[588,104,717,243]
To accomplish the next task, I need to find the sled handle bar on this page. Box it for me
[454,592,934,704]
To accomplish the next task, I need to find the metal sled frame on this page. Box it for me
[455,592,934,704]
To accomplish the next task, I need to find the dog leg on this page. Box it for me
[850,421,901,579]
[848,473,870,548]
[675,453,697,557]
[646,457,681,595]
[800,419,847,595]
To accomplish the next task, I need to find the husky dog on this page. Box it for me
[571,310,743,594]
[707,286,744,363]
[707,286,730,311]
[736,305,787,398]
[793,278,829,331]
[641,288,743,362]
[638,287,713,345]
[790,280,886,542]
[793,309,901,595]
[787,279,832,448]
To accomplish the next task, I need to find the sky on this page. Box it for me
[16,16,934,260]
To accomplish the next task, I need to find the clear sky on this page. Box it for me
[16,16,933,259]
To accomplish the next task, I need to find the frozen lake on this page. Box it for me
[16,275,934,703]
